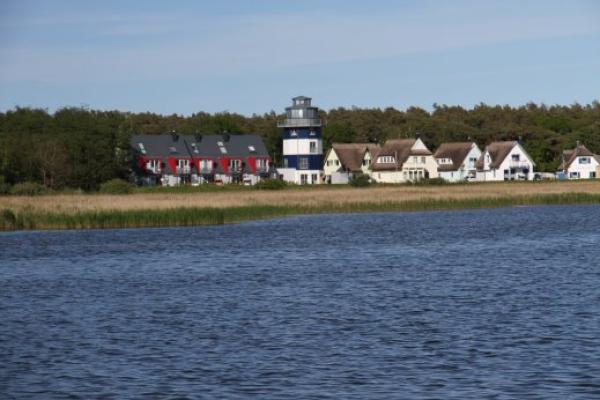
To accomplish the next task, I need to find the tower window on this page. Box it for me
[309,141,317,153]
[299,157,309,170]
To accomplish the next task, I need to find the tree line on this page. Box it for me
[1,102,599,190]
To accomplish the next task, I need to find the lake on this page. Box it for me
[1,205,600,399]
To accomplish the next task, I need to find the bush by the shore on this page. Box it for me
[10,182,47,196]
[255,179,287,190]
[99,179,131,194]
[349,174,371,187]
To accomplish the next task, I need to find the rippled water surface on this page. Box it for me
[2,205,600,399]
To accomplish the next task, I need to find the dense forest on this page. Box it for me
[1,102,599,190]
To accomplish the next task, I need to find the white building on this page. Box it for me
[476,141,535,181]
[277,96,324,184]
[434,142,482,182]
[559,143,600,179]
[370,137,439,183]
[323,143,380,184]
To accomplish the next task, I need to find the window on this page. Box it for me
[290,130,298,137]
[511,154,520,162]
[138,143,146,155]
[335,160,340,166]
[256,158,268,170]
[311,174,318,184]
[590,172,596,178]
[570,172,580,179]
[309,141,317,153]
[413,156,418,163]
[300,174,308,184]
[146,159,158,172]
[229,159,241,171]
[421,156,426,164]
[377,156,395,164]
[177,159,188,168]
[283,158,289,168]
[200,159,212,171]
[299,157,309,170]
[326,160,332,166]
[362,159,368,166]
[579,157,591,164]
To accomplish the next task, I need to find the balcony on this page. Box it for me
[508,161,530,170]
[277,118,322,128]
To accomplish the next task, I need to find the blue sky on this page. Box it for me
[0,0,599,115]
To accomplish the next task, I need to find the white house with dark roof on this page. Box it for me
[323,143,380,184]
[559,142,600,179]
[476,140,535,181]
[370,137,438,183]
[131,133,271,186]
[434,142,481,182]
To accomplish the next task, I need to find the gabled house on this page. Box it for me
[323,143,380,184]
[476,140,535,181]
[370,137,438,183]
[434,142,482,182]
[131,134,271,186]
[559,142,599,179]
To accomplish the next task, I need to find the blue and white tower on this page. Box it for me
[277,96,323,184]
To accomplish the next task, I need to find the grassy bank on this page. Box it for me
[2,191,600,231]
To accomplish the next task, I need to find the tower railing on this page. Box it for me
[277,118,322,128]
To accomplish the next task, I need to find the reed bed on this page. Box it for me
[2,190,600,231]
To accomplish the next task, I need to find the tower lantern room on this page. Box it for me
[277,96,324,184]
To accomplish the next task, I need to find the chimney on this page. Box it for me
[171,130,179,141]
[195,134,203,142]
[223,133,230,142]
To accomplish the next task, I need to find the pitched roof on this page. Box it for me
[330,143,380,172]
[371,138,432,171]
[560,144,595,170]
[434,142,475,171]
[476,141,517,170]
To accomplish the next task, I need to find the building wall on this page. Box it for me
[277,168,321,184]
[402,155,439,179]
[323,149,343,177]
[567,156,599,179]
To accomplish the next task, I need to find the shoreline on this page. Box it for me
[2,191,600,232]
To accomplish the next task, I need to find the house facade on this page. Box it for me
[476,141,535,181]
[370,138,439,183]
[131,133,271,186]
[559,143,599,179]
[434,142,481,182]
[277,96,323,184]
[324,143,380,184]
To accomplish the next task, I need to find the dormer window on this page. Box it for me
[138,143,147,155]
[579,157,591,164]
[377,156,395,164]
[511,154,520,162]
[290,130,298,137]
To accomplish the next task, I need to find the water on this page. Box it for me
[1,205,600,399]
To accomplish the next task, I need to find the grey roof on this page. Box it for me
[131,133,270,175]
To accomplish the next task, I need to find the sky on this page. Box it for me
[0,0,599,115]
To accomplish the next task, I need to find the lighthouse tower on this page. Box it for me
[277,96,323,184]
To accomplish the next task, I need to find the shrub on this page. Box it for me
[255,179,287,190]
[0,176,10,195]
[10,182,47,196]
[99,179,131,194]
[349,174,371,187]
[412,177,447,186]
